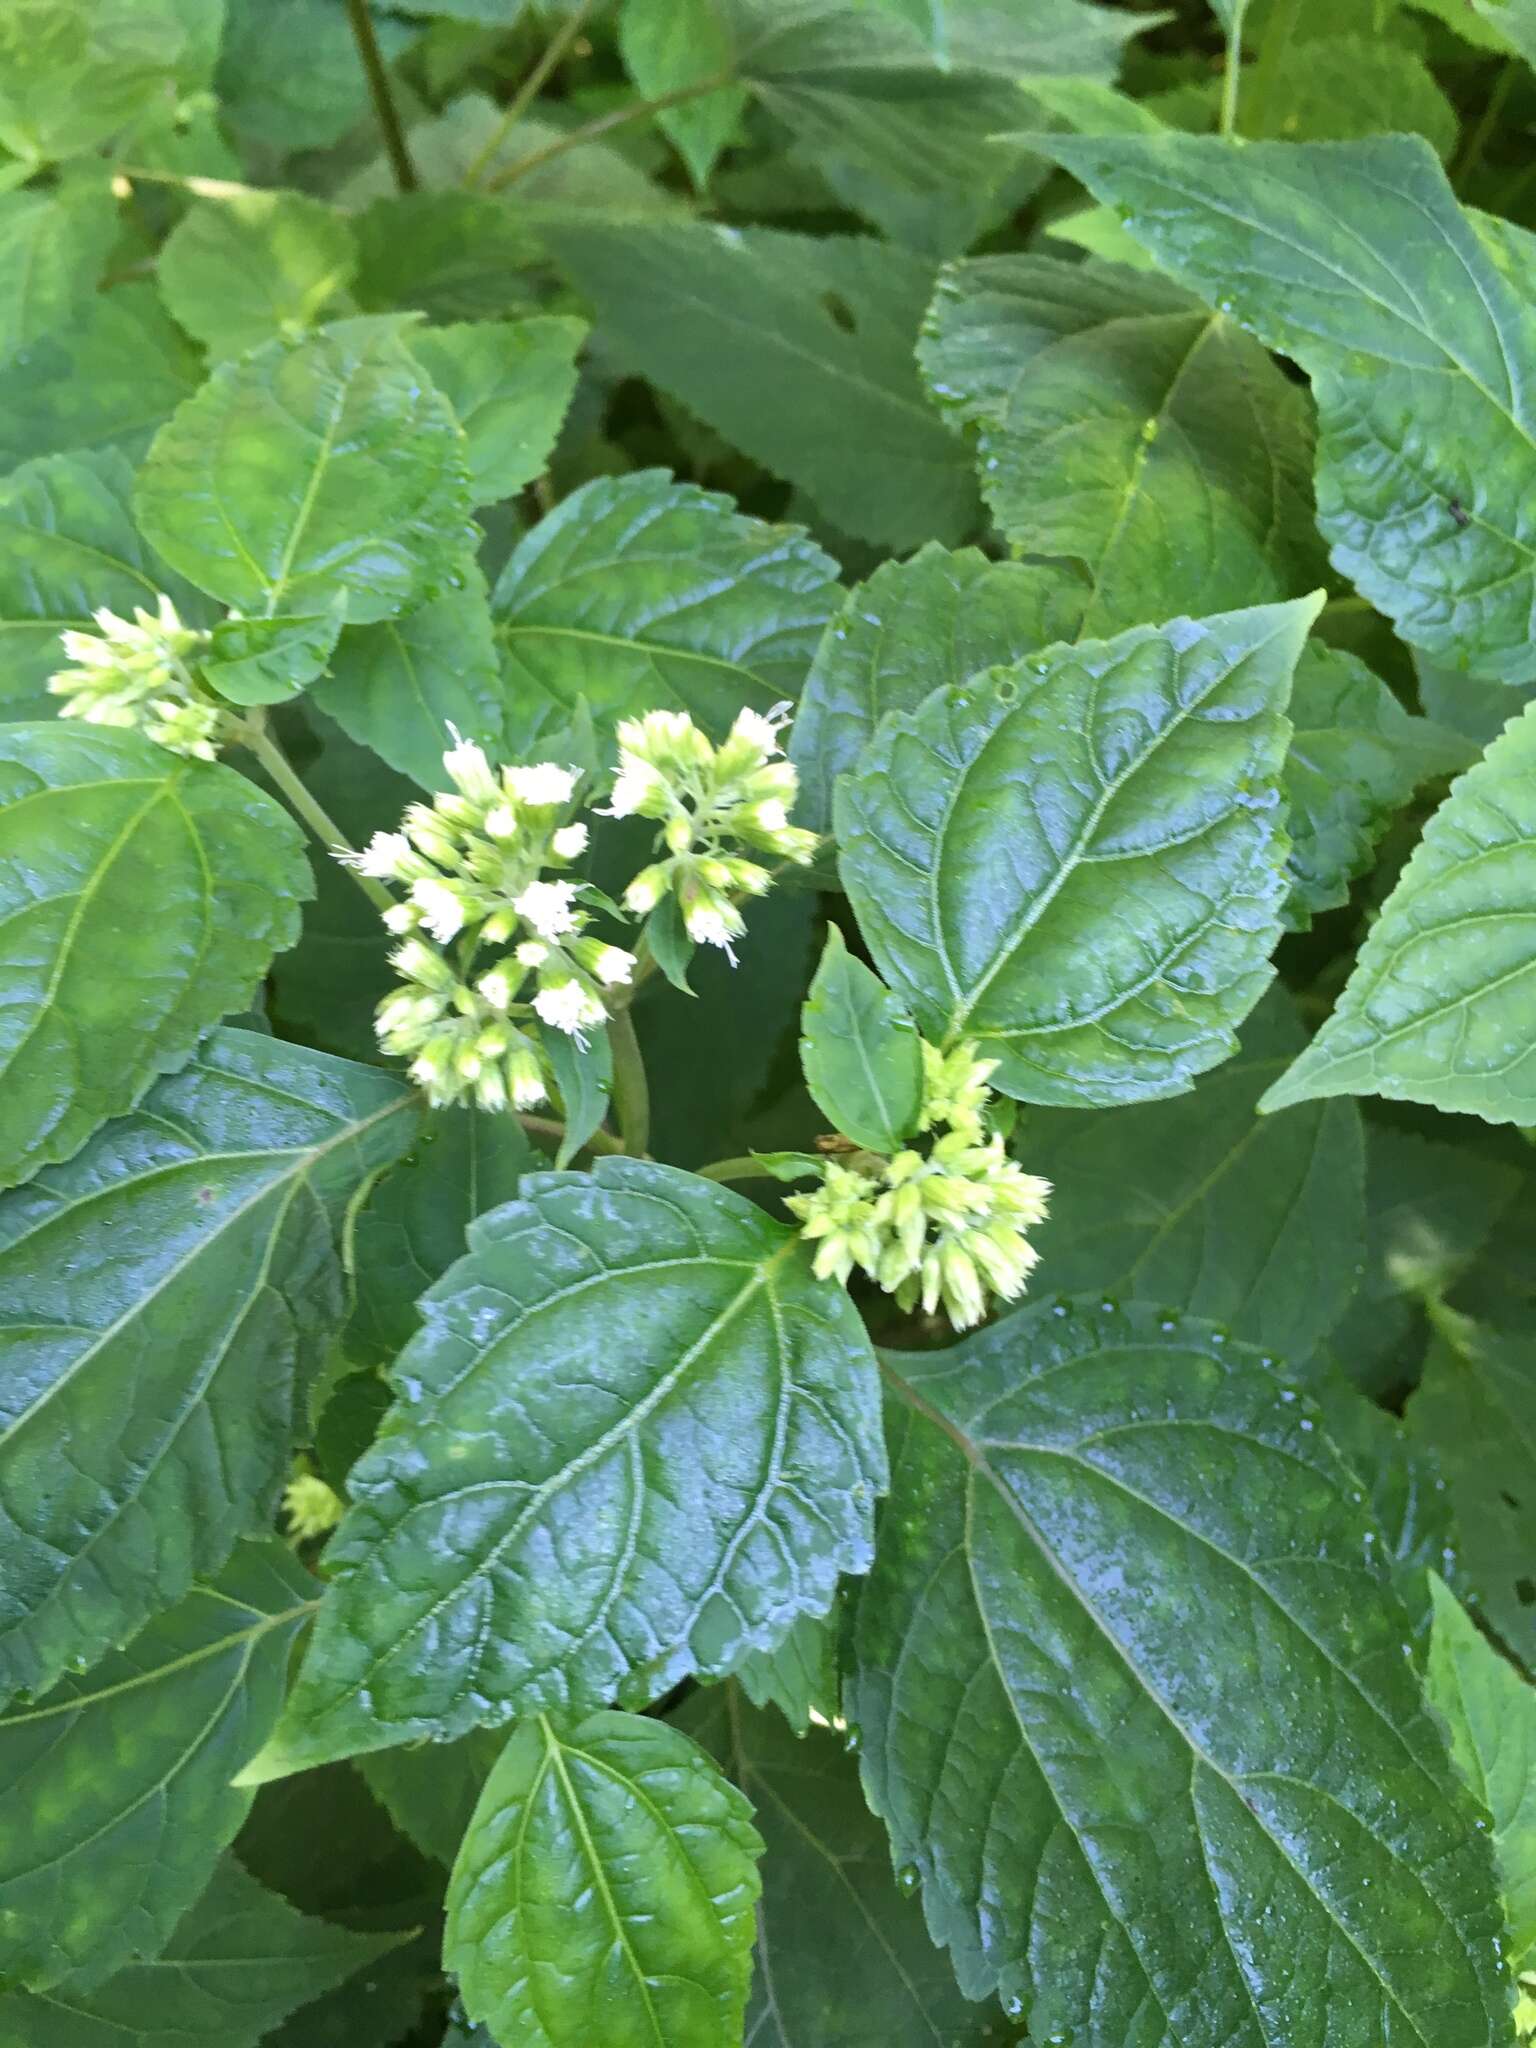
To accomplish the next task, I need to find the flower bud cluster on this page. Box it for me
[47,597,228,761]
[339,734,636,1112]
[282,1466,344,1543]
[786,1040,1050,1332]
[608,705,819,955]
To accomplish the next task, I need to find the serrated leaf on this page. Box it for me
[0,450,205,717]
[0,176,117,361]
[445,1709,763,2048]
[0,285,203,472]
[799,925,923,1153]
[358,1728,505,1868]
[347,1105,537,1369]
[0,724,312,1189]
[1408,1322,1536,1671]
[836,597,1318,1107]
[0,1855,405,2048]
[677,1685,1008,2045]
[491,470,841,752]
[1314,1381,1455,1650]
[408,317,585,507]
[244,1158,886,1779]
[0,1029,418,1703]
[1263,699,1536,1120]
[919,254,1322,633]
[352,191,542,325]
[790,542,1083,833]
[203,604,347,707]
[0,1542,315,1992]
[540,221,979,550]
[157,191,358,361]
[1044,131,1536,684]
[135,320,475,625]
[0,0,195,161]
[1429,1574,1536,1969]
[854,1298,1511,2043]
[620,0,749,189]
[1024,985,1364,1361]
[733,1605,841,1734]
[1283,643,1474,927]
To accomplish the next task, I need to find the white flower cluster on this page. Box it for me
[608,705,819,956]
[47,597,226,761]
[341,734,636,1112]
[786,1041,1051,1332]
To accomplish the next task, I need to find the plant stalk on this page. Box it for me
[606,1006,652,1156]
[345,0,418,192]
[519,1113,625,1157]
[463,0,593,188]
[483,68,737,192]
[1219,0,1249,141]
[697,1155,766,1183]
[242,718,394,914]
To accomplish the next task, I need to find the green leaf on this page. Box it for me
[491,470,841,751]
[0,1029,418,1702]
[1243,33,1459,154]
[855,1298,1511,2042]
[620,0,749,189]
[444,1709,762,2048]
[1262,699,1536,1120]
[918,254,1323,635]
[352,191,542,325]
[0,450,204,718]
[346,1105,537,1369]
[244,1158,886,1780]
[1023,986,1364,1362]
[540,220,979,550]
[837,596,1319,1107]
[0,724,312,1189]
[201,604,347,707]
[1043,131,1536,684]
[0,177,117,361]
[407,317,586,507]
[0,0,196,161]
[358,1728,505,1867]
[870,0,1148,72]
[1429,1574,1536,1970]
[541,1021,613,1168]
[799,925,923,1153]
[315,566,507,791]
[1408,1322,1536,1671]
[789,541,1084,833]
[1314,1382,1455,1650]
[1282,644,1474,927]
[157,192,359,362]
[677,1685,1008,2045]
[0,1542,315,1992]
[0,1855,405,2048]
[733,1605,840,1734]
[216,0,411,149]
[0,285,203,472]
[135,319,476,625]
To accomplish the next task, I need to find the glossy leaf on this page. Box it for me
[1263,699,1536,1120]
[0,286,203,472]
[620,0,749,188]
[677,1685,1008,2046]
[733,1605,840,1735]
[837,597,1318,1106]
[0,723,311,1189]
[541,1020,613,1169]
[0,1855,404,2048]
[799,925,923,1153]
[918,254,1322,633]
[135,319,476,624]
[1045,131,1536,684]
[1024,986,1364,1362]
[790,541,1082,833]
[854,1298,1511,2043]
[201,604,346,707]
[0,1029,417,1702]
[491,470,841,751]
[0,1542,315,1991]
[245,1158,886,1779]
[541,221,978,549]
[408,318,586,507]
[157,192,357,361]
[1428,1574,1536,1969]
[0,176,117,361]
[446,1709,762,2048]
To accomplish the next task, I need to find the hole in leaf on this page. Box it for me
[1502,1490,1521,1510]
[821,292,857,333]
[1517,1578,1536,1607]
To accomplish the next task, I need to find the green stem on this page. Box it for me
[1219,0,1249,141]
[482,67,737,191]
[1455,57,1515,193]
[242,719,394,914]
[345,0,418,192]
[463,0,592,188]
[519,1113,624,1158]
[697,1155,765,1183]
[606,1006,651,1156]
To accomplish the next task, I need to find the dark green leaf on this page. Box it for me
[855,1298,1511,2041]
[245,1159,886,1779]
[358,1729,505,1868]
[799,925,922,1154]
[540,221,979,550]
[837,597,1318,1106]
[135,320,476,625]
[0,724,311,1189]
[444,1709,762,2048]
[216,0,411,149]
[541,1021,612,1168]
[0,1542,315,1991]
[408,318,586,507]
[0,286,203,472]
[0,1029,417,1701]
[352,191,542,325]
[733,1605,840,1734]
